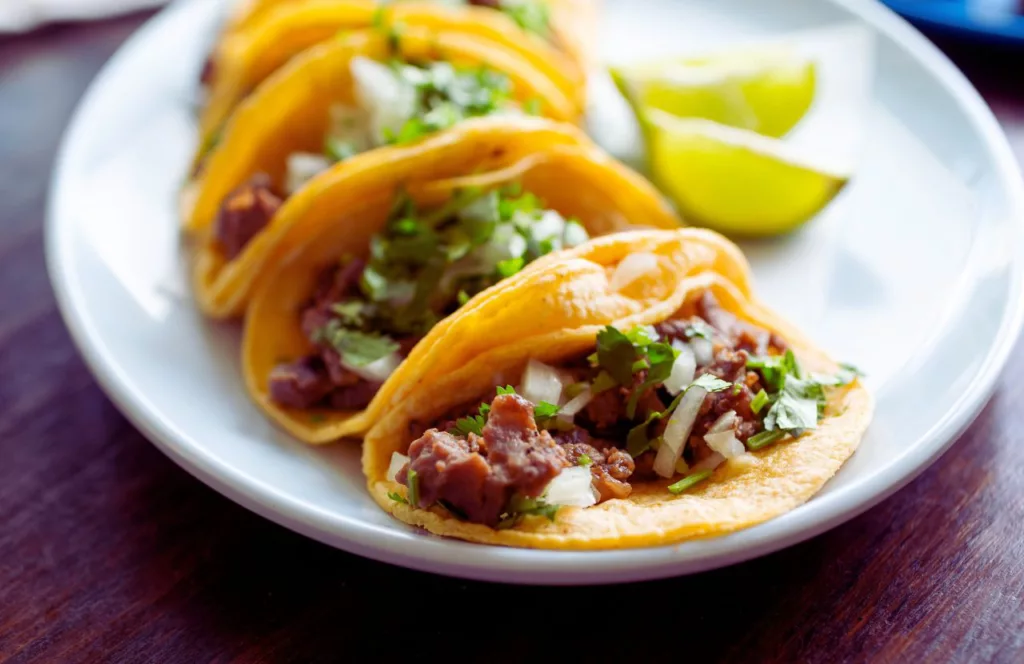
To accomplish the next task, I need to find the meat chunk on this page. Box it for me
[398,394,567,526]
[556,429,634,502]
[267,357,334,409]
[330,380,383,411]
[468,0,502,7]
[696,291,787,355]
[214,173,282,259]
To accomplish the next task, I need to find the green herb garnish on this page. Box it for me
[578,454,592,467]
[407,469,420,506]
[747,430,786,450]
[667,469,713,495]
[751,389,769,414]
[387,491,408,505]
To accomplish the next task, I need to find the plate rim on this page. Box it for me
[45,0,1024,585]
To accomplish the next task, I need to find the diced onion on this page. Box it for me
[522,359,564,406]
[692,451,726,472]
[704,431,745,459]
[610,252,659,292]
[387,452,410,483]
[708,410,737,434]
[563,220,590,247]
[343,351,402,383]
[560,387,593,416]
[285,152,332,195]
[653,385,708,478]
[691,337,714,366]
[543,466,598,507]
[663,343,696,395]
[351,56,416,143]
[531,209,568,241]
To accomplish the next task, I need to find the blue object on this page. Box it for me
[882,0,1024,44]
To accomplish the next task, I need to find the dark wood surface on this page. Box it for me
[2,11,1023,664]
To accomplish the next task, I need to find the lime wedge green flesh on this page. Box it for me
[647,113,849,237]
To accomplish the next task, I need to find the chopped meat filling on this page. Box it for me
[213,173,282,259]
[397,394,567,526]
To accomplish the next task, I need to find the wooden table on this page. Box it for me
[2,12,1022,663]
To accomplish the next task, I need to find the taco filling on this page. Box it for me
[387,291,861,528]
[211,56,527,257]
[267,184,590,411]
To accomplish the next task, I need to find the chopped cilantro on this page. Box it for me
[732,383,743,395]
[387,490,408,505]
[668,469,713,495]
[524,97,542,115]
[625,341,678,419]
[450,414,486,437]
[751,389,769,414]
[590,370,617,395]
[747,429,786,450]
[330,301,364,325]
[534,401,560,419]
[626,390,685,457]
[457,289,470,306]
[496,256,526,278]
[595,326,641,385]
[578,454,592,467]
[690,373,732,393]
[497,495,559,529]
[497,385,517,395]
[764,392,818,432]
[407,469,420,506]
[317,323,399,367]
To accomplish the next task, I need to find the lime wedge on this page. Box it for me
[645,109,849,237]
[610,48,816,139]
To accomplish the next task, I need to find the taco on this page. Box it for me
[198,1,595,155]
[361,229,873,549]
[240,140,684,444]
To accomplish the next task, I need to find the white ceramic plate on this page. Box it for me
[46,0,1024,584]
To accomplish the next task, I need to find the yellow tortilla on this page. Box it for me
[242,143,685,443]
[361,228,873,549]
[199,1,589,153]
[191,116,610,320]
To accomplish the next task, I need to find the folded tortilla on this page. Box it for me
[361,228,873,549]
[197,0,593,165]
[241,140,683,444]
[188,48,594,320]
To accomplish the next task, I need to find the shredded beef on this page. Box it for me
[398,394,567,526]
[468,0,502,7]
[214,173,282,259]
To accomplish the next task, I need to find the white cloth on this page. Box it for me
[0,0,170,33]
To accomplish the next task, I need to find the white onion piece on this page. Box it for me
[692,451,726,472]
[285,152,332,195]
[531,209,568,241]
[653,385,708,478]
[543,466,597,507]
[563,220,590,247]
[560,387,593,416]
[663,344,696,395]
[708,410,737,434]
[350,56,416,143]
[343,351,402,383]
[522,359,564,406]
[691,337,714,366]
[387,452,410,483]
[609,252,659,292]
[704,431,745,459]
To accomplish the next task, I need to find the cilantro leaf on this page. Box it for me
[497,495,560,529]
[626,391,685,457]
[450,414,486,437]
[683,321,716,340]
[330,301,364,326]
[325,137,357,163]
[690,373,733,393]
[764,392,818,432]
[317,324,399,367]
[751,389,769,414]
[596,326,640,385]
[577,454,592,467]
[387,491,408,505]
[534,402,559,419]
[501,0,551,36]
[625,341,678,419]
[496,385,516,395]
[496,256,526,278]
